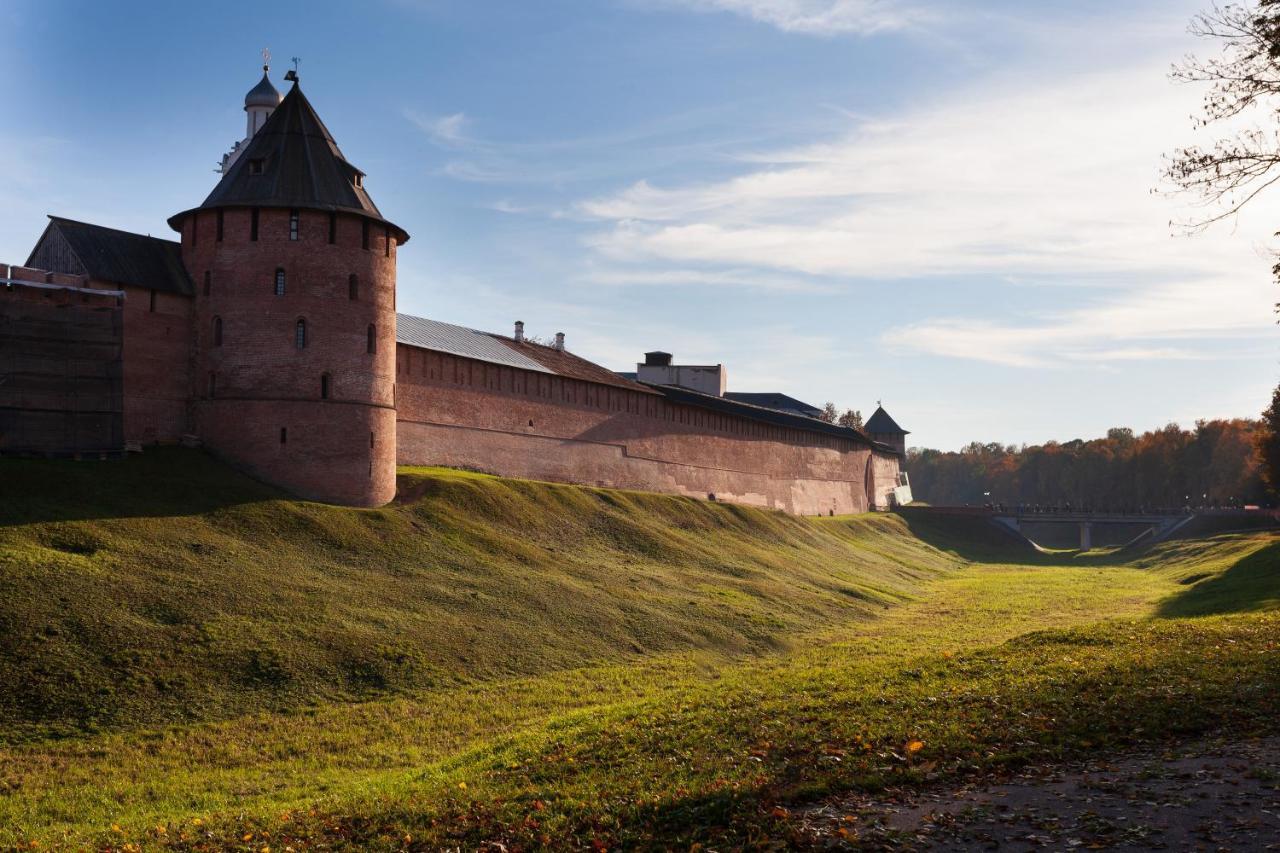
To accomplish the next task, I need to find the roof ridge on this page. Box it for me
[46,215,179,246]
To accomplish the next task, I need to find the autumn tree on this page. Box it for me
[838,409,864,430]
[818,402,838,424]
[1164,2,1280,492]
[905,421,1266,507]
[1260,386,1280,495]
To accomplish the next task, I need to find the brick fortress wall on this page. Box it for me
[394,344,902,516]
[177,207,398,506]
[25,232,194,446]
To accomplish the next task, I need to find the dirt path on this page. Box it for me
[796,736,1280,850]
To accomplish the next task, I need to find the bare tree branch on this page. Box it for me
[1163,1,1280,230]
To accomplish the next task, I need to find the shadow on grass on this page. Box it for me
[895,511,1082,566]
[1156,541,1280,618]
[0,448,279,526]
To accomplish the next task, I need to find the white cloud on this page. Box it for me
[576,60,1280,368]
[581,265,838,293]
[405,110,471,147]
[654,0,928,35]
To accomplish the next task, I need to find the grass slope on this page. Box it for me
[0,449,952,740]
[1,451,1277,849]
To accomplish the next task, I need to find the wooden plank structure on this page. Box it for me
[0,264,124,455]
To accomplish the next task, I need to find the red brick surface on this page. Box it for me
[115,284,192,444]
[395,344,902,515]
[8,207,902,513]
[176,207,398,506]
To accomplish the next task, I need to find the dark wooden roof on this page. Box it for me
[723,392,823,417]
[26,216,193,295]
[167,81,408,243]
[865,406,908,435]
[652,383,889,449]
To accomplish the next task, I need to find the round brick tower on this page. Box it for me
[169,71,408,506]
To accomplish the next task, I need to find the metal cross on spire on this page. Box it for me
[262,47,271,70]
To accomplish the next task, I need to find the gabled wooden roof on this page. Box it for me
[27,216,193,295]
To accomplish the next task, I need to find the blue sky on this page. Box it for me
[3,0,1277,450]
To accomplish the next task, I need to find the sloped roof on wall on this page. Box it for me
[168,81,408,242]
[495,337,660,394]
[652,383,884,448]
[394,312,892,449]
[27,216,193,295]
[865,406,909,435]
[396,312,658,394]
[723,392,823,417]
[396,314,552,373]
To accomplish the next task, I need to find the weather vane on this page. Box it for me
[292,56,301,73]
[262,47,271,69]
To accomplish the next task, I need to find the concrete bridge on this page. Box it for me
[991,512,1192,550]
[899,506,1279,551]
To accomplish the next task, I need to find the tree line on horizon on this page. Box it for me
[906,419,1270,509]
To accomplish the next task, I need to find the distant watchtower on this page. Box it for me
[169,67,409,506]
[865,405,909,457]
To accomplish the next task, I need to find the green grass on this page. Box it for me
[0,450,1277,850]
[0,450,953,742]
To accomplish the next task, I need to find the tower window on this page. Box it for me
[361,220,370,251]
[348,273,359,300]
[384,226,391,258]
[208,372,217,398]
[249,158,265,175]
[274,268,286,296]
[354,173,364,189]
[280,427,288,445]
[295,318,307,350]
[149,289,156,312]
[370,431,375,448]
[250,208,259,242]
[289,209,299,241]
[213,316,223,346]
[328,211,337,245]
[320,373,331,399]
[367,324,376,354]
[216,210,224,242]
[203,270,211,296]
[191,216,198,246]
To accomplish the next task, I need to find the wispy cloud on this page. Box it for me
[575,57,1280,368]
[649,0,930,35]
[580,265,839,293]
[404,110,472,147]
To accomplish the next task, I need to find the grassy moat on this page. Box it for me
[0,450,1277,849]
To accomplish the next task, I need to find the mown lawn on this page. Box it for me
[0,452,1277,850]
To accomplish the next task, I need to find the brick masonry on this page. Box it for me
[395,345,903,515]
[175,207,399,507]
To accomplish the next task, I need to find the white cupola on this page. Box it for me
[219,62,282,174]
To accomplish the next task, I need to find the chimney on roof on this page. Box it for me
[514,320,525,343]
[554,332,565,351]
[644,351,673,367]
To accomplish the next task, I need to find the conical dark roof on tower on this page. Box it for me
[865,406,908,435]
[169,81,408,242]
